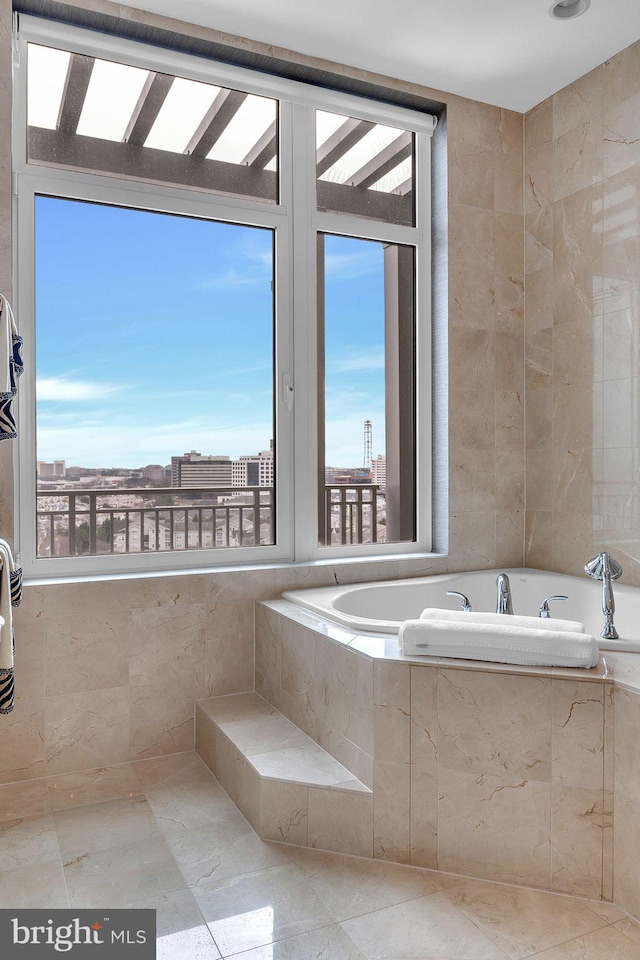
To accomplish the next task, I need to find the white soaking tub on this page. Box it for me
[283,567,640,653]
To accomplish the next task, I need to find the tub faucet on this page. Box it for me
[446,590,472,612]
[496,573,513,614]
[585,552,623,640]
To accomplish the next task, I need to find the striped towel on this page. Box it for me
[0,295,23,441]
[0,541,19,714]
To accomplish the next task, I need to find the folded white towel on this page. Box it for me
[420,607,585,634]
[399,618,599,668]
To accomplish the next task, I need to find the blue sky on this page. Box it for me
[35,196,386,469]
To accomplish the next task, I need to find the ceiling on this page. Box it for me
[114,0,640,113]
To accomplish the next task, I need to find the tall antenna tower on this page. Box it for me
[363,420,373,469]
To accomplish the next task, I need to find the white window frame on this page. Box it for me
[13,15,435,578]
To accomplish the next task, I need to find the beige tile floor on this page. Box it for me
[0,751,638,959]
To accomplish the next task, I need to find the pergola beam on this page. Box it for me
[124,72,173,146]
[57,53,94,135]
[188,89,247,158]
[349,132,412,189]
[242,121,277,168]
[316,117,374,177]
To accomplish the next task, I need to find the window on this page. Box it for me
[14,16,434,577]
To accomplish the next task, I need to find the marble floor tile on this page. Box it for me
[157,925,222,960]
[149,783,245,840]
[531,924,640,958]
[586,900,628,923]
[224,923,367,959]
[164,818,288,887]
[614,917,640,944]
[0,860,69,908]
[2,750,638,960]
[0,813,60,869]
[191,863,336,955]
[128,888,222,960]
[340,893,509,959]
[282,845,439,921]
[54,796,163,860]
[138,762,240,833]
[64,836,187,908]
[436,876,609,959]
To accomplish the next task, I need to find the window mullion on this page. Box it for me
[290,102,319,561]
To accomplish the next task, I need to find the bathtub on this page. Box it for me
[283,567,640,653]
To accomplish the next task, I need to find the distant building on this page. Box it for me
[370,455,386,487]
[171,451,233,488]
[142,464,166,482]
[37,459,66,478]
[325,466,371,485]
[233,448,274,487]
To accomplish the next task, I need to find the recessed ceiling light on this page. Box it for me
[549,0,591,20]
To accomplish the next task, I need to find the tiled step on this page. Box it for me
[196,692,373,854]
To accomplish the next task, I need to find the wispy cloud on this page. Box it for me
[328,347,385,374]
[197,232,273,291]
[196,269,270,291]
[37,415,274,467]
[324,249,381,281]
[37,377,124,402]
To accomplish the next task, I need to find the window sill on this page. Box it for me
[23,551,446,588]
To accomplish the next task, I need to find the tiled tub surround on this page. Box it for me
[282,566,640,651]
[3,558,469,787]
[215,597,640,913]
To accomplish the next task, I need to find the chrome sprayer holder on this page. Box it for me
[585,551,623,640]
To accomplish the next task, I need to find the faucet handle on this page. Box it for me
[446,590,472,613]
[539,595,568,618]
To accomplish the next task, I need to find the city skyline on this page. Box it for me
[35,197,387,469]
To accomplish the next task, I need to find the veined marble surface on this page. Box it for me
[0,750,638,959]
[261,597,640,687]
[255,599,624,900]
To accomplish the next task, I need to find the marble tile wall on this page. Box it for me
[522,47,640,924]
[0,0,525,785]
[524,41,640,585]
[256,602,612,898]
[613,685,640,917]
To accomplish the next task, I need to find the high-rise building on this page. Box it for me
[171,451,233,488]
[371,454,386,487]
[233,448,274,487]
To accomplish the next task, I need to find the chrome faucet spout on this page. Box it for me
[496,573,513,615]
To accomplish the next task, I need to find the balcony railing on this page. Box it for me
[36,485,274,558]
[324,484,384,546]
[36,483,386,557]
